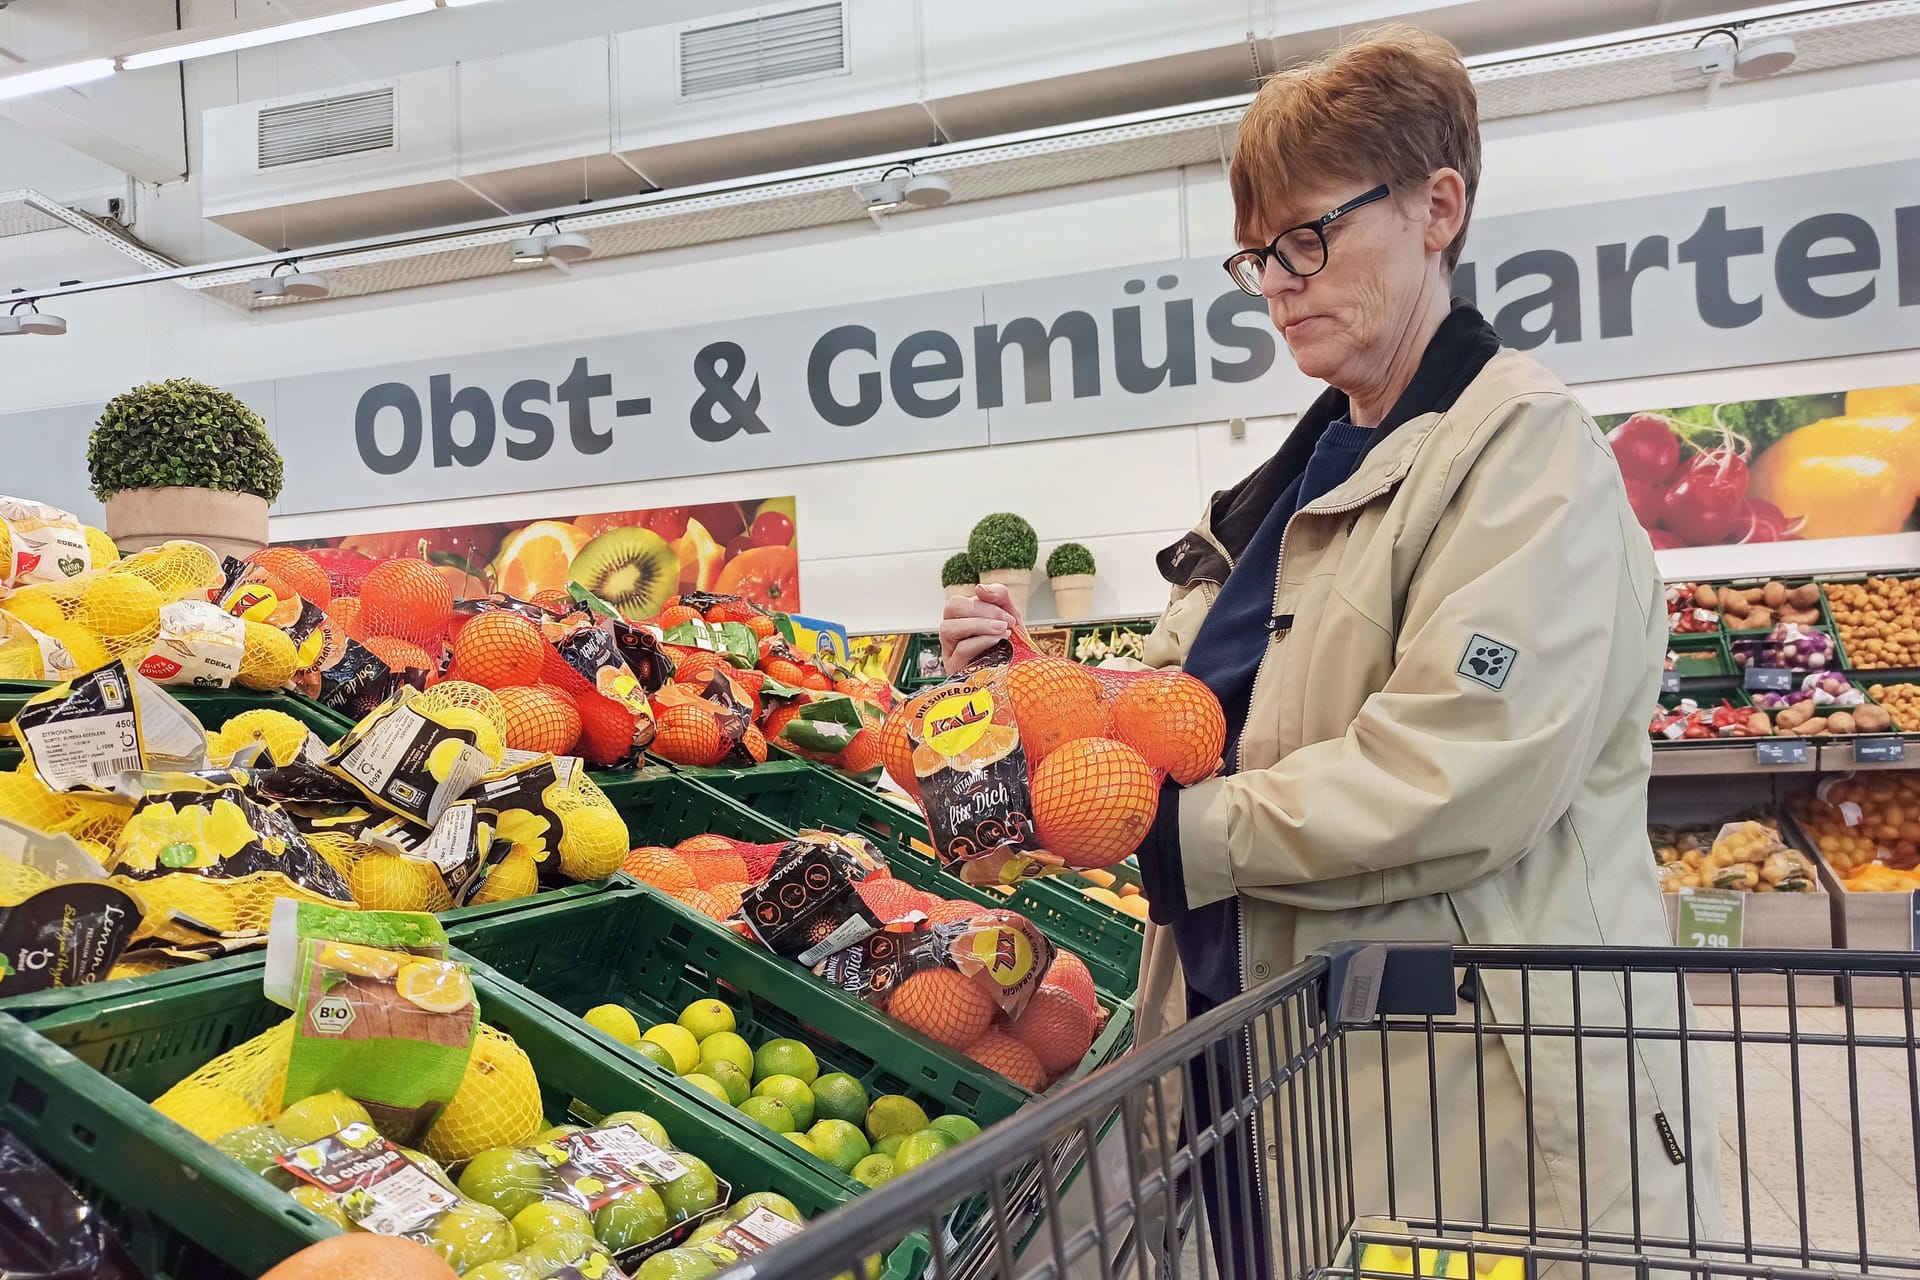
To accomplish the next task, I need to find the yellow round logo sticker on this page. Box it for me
[967,924,1035,990]
[924,689,996,757]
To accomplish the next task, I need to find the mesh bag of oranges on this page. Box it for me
[761,687,888,782]
[0,540,225,679]
[896,628,1225,885]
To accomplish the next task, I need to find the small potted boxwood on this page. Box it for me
[1046,542,1096,620]
[967,512,1038,615]
[89,378,283,559]
[941,551,978,600]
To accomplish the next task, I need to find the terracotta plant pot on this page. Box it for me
[977,567,1032,616]
[106,487,269,561]
[945,583,977,599]
[1050,573,1095,621]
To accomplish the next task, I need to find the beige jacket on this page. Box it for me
[1133,324,1722,1250]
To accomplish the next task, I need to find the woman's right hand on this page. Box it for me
[941,583,1021,675]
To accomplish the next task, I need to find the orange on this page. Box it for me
[836,724,884,776]
[1107,671,1227,785]
[962,1030,1046,1092]
[881,690,936,802]
[706,880,749,919]
[1031,738,1158,869]
[497,685,582,754]
[762,657,809,688]
[652,703,726,766]
[453,612,545,689]
[686,851,751,889]
[742,725,768,764]
[856,878,928,923]
[1845,385,1920,418]
[924,898,978,925]
[622,846,696,893]
[1006,659,1108,762]
[541,644,592,696]
[744,614,777,639]
[531,588,575,614]
[762,700,807,743]
[658,604,701,629]
[670,886,727,919]
[576,690,639,766]
[260,1235,459,1280]
[324,595,363,640]
[715,546,799,610]
[248,547,332,608]
[359,559,455,647]
[676,835,738,856]
[360,634,436,674]
[888,968,996,1048]
[798,669,831,692]
[671,649,727,687]
[1010,986,1094,1077]
[1751,416,1920,539]
[1040,951,1098,1015]
[489,521,589,600]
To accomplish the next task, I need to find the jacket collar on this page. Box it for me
[1158,299,1502,588]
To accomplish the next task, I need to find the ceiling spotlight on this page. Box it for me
[252,261,331,300]
[858,166,952,214]
[1734,34,1797,79]
[4,301,65,336]
[510,222,592,266]
[902,172,951,208]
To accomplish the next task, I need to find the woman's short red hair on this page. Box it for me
[1231,24,1481,270]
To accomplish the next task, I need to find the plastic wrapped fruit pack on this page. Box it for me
[0,540,225,678]
[894,628,1225,884]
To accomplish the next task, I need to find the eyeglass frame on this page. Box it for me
[1222,184,1392,295]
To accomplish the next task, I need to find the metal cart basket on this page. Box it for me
[736,943,1920,1280]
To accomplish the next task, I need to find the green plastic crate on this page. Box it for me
[0,959,925,1280]
[609,768,793,846]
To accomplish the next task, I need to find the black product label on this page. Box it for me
[313,640,408,718]
[921,748,1039,865]
[813,926,915,1004]
[0,882,141,993]
[608,620,673,692]
[741,842,883,962]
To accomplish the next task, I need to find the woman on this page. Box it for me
[945,26,1721,1275]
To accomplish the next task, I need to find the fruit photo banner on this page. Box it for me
[1601,382,1920,550]
[282,497,799,618]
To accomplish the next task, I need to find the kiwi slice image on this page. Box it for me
[568,528,679,620]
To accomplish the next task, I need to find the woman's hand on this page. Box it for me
[941,583,1021,674]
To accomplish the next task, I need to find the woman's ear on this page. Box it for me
[1422,168,1468,257]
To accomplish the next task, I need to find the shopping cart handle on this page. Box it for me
[1319,941,1457,1024]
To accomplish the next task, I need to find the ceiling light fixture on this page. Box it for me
[1734,34,1799,78]
[857,166,953,215]
[509,222,592,266]
[0,59,116,102]
[120,0,438,71]
[251,261,331,300]
[3,300,67,336]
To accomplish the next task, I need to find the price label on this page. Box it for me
[1856,737,1906,763]
[1660,672,1681,694]
[1744,667,1794,692]
[1755,739,1808,766]
[1677,890,1744,949]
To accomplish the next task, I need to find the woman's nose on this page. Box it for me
[1261,258,1304,299]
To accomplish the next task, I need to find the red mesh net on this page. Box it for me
[496,684,582,754]
[453,611,545,689]
[356,559,454,648]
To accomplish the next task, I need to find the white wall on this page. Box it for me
[4,59,1920,632]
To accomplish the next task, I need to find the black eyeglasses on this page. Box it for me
[1222,184,1390,295]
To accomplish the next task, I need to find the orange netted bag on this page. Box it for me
[905,627,1224,884]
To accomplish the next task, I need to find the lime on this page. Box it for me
[428,1201,517,1272]
[928,1114,983,1146]
[644,1024,702,1075]
[658,1154,721,1222]
[593,1183,669,1250]
[634,1039,680,1073]
[214,1123,294,1178]
[783,1131,821,1157]
[584,1003,643,1046]
[288,1183,349,1229]
[601,1110,674,1150]
[806,1119,872,1174]
[753,1038,820,1085]
[704,1059,752,1106]
[893,1129,952,1174]
[396,1146,456,1191]
[864,1095,930,1143]
[875,1134,908,1159]
[697,1031,755,1076]
[738,1096,795,1134]
[678,998,737,1040]
[456,1263,529,1280]
[539,1124,586,1141]
[273,1090,371,1144]
[515,1230,609,1274]
[512,1199,595,1244]
[687,1219,731,1246]
[682,1073,732,1105]
[752,1075,815,1130]
[730,1191,803,1224]
[850,1154,896,1189]
[637,1248,722,1280]
[458,1146,552,1219]
[810,1072,869,1126]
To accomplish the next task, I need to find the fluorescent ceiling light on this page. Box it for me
[120,0,438,71]
[0,59,116,102]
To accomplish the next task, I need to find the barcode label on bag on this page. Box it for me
[91,755,141,779]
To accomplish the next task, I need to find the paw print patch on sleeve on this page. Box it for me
[1457,634,1517,690]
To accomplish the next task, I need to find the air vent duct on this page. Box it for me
[257,87,396,170]
[677,1,847,101]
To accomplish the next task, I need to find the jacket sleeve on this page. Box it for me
[1174,395,1654,913]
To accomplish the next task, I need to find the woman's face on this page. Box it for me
[1244,179,1441,394]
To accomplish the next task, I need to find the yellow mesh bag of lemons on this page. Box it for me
[0,540,225,679]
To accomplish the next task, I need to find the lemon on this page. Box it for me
[83,526,118,568]
[395,959,474,1014]
[220,709,310,767]
[313,941,404,980]
[237,619,298,691]
[555,801,627,880]
[729,1192,802,1224]
[806,1119,871,1174]
[850,1153,895,1188]
[583,1003,643,1046]
[78,573,161,643]
[470,847,540,904]
[153,1082,261,1143]
[893,1129,952,1173]
[811,1073,869,1126]
[678,999,735,1041]
[703,1059,750,1106]
[697,1031,753,1076]
[738,1096,795,1134]
[428,1201,517,1272]
[865,1095,930,1143]
[348,850,438,912]
[41,621,110,674]
[682,1073,732,1105]
[927,1114,982,1145]
[457,1146,551,1219]
[423,1028,543,1163]
[600,1110,673,1149]
[3,589,64,632]
[511,1200,594,1244]
[642,1023,700,1075]
[782,1131,820,1157]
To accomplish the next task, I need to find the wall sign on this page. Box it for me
[5,159,1919,519]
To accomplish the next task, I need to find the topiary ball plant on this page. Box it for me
[1046,543,1095,579]
[88,378,284,503]
[967,513,1038,574]
[941,552,978,588]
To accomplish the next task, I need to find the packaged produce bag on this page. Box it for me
[0,540,223,678]
[324,682,504,826]
[0,496,93,592]
[12,661,209,792]
[901,628,1225,884]
[0,817,141,992]
[738,831,888,964]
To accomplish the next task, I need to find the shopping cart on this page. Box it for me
[737,944,1920,1280]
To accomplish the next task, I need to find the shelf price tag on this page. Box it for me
[1855,737,1906,763]
[1677,890,1744,949]
[1660,672,1681,694]
[1755,739,1808,766]
[1744,667,1794,692]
